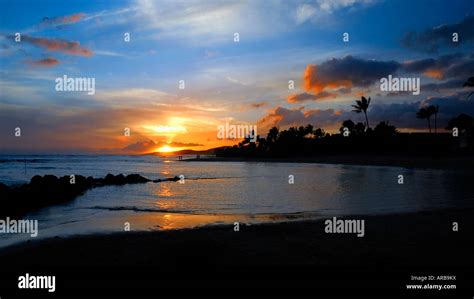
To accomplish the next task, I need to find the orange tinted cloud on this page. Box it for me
[304,64,352,93]
[22,35,93,57]
[423,69,444,79]
[40,13,85,26]
[30,57,60,67]
[257,106,347,131]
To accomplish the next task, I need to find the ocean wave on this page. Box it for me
[185,175,265,181]
[0,159,52,163]
[82,206,194,214]
[81,206,323,221]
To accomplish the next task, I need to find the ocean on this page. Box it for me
[0,154,473,247]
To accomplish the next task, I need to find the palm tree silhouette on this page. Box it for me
[266,127,279,144]
[463,77,474,99]
[352,96,371,129]
[340,119,355,134]
[446,113,473,134]
[427,105,439,133]
[416,107,433,133]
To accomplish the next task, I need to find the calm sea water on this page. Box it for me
[1,155,473,247]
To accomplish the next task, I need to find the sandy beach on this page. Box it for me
[0,208,472,297]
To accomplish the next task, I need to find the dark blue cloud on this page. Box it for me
[402,15,474,53]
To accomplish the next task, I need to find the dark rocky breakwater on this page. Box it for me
[0,174,180,218]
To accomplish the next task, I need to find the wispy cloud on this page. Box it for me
[11,35,93,57]
[96,88,175,104]
[39,13,85,27]
[94,50,129,57]
[250,102,268,108]
[29,57,60,67]
[316,0,377,13]
[295,4,317,24]
[295,0,378,24]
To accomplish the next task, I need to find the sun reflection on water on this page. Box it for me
[156,183,172,197]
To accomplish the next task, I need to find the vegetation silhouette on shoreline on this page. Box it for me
[217,96,474,158]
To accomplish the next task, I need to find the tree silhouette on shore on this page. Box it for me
[416,105,439,133]
[416,107,433,133]
[373,121,398,136]
[446,113,473,135]
[216,93,474,158]
[428,105,439,133]
[352,96,371,130]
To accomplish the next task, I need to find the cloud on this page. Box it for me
[258,106,346,129]
[122,140,203,153]
[316,0,376,13]
[294,0,378,25]
[226,76,249,86]
[304,55,400,93]
[40,13,85,27]
[250,102,268,108]
[0,79,231,153]
[94,50,128,57]
[402,53,474,80]
[16,35,93,57]
[29,57,60,67]
[401,15,474,53]
[135,0,376,44]
[422,79,464,92]
[292,53,472,103]
[0,102,201,153]
[136,0,258,43]
[287,91,336,103]
[258,91,474,132]
[295,4,317,24]
[97,88,174,103]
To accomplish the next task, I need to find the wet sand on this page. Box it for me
[0,208,472,297]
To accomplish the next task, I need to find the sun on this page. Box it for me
[156,145,176,153]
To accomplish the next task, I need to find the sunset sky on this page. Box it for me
[1,0,474,154]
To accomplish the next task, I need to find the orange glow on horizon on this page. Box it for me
[156,145,178,153]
